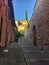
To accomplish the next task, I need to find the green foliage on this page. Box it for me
[27,20,30,28]
[14,30,24,42]
[20,30,24,36]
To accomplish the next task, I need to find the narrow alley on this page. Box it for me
[0,37,49,65]
[18,37,49,65]
[0,0,49,65]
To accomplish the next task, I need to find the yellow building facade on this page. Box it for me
[15,20,28,32]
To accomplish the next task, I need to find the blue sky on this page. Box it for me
[12,0,36,20]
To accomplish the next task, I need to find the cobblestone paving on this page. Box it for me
[0,42,26,65]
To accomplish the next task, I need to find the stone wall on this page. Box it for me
[27,0,49,51]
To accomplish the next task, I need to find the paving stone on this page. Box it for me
[0,43,26,65]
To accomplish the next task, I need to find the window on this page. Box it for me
[4,0,7,5]
[6,10,9,21]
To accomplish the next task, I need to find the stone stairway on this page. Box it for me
[18,37,49,65]
[0,42,26,65]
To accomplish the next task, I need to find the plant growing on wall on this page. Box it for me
[14,30,24,42]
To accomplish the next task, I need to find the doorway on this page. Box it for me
[0,17,3,42]
[33,25,37,46]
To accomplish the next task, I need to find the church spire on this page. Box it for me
[25,10,28,21]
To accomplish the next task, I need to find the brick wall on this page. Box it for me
[0,0,15,47]
[0,0,7,47]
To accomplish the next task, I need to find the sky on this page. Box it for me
[12,0,36,20]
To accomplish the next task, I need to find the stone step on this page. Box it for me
[19,43,33,47]
[18,37,32,46]
[28,59,49,62]
[29,61,49,65]
[24,52,49,60]
[22,46,41,52]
